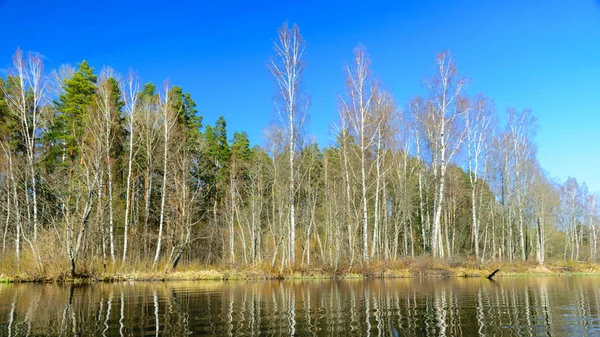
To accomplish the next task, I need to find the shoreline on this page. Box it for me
[2,260,600,283]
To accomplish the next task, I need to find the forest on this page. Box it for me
[0,23,598,279]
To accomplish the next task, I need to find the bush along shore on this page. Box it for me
[2,257,600,283]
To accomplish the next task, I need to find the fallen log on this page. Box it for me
[486,269,500,280]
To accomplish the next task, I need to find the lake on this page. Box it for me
[1,277,600,336]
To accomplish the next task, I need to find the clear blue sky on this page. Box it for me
[1,0,599,192]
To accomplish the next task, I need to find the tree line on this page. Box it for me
[0,23,598,277]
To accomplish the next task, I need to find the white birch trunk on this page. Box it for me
[269,23,307,266]
[154,84,173,264]
[122,74,138,262]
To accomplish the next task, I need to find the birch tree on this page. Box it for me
[370,89,396,259]
[268,22,308,265]
[122,72,140,262]
[96,68,123,262]
[589,194,598,260]
[465,95,494,260]
[418,51,468,259]
[60,94,103,277]
[154,82,177,264]
[506,107,537,260]
[138,83,160,259]
[2,48,45,242]
[408,97,430,253]
[340,47,377,261]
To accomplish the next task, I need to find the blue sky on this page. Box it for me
[1,0,599,192]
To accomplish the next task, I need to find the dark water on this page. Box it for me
[1,277,600,336]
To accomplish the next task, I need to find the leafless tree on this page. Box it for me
[507,107,537,260]
[2,48,46,242]
[96,67,121,262]
[340,47,378,261]
[465,95,494,260]
[417,51,468,258]
[268,22,308,265]
[154,82,177,264]
[121,71,140,262]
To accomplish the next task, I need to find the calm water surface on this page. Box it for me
[1,277,600,336]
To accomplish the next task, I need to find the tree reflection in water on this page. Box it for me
[2,277,600,336]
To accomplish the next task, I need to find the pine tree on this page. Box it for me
[205,116,231,171]
[0,77,23,150]
[0,78,17,143]
[170,86,202,146]
[46,60,97,166]
[231,131,252,162]
[105,77,126,160]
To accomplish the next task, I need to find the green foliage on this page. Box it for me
[139,82,157,100]
[104,77,126,161]
[231,131,252,162]
[106,77,125,112]
[0,77,26,151]
[45,60,97,166]
[170,85,202,145]
[205,116,230,170]
[0,78,17,141]
[200,117,232,215]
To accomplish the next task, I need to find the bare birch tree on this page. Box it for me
[340,47,377,261]
[268,22,308,265]
[2,48,45,242]
[154,82,177,264]
[154,83,177,265]
[370,89,396,259]
[61,100,103,277]
[418,51,468,258]
[122,72,140,262]
[506,107,537,260]
[96,68,121,262]
[465,95,494,261]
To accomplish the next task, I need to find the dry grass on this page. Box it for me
[3,254,600,282]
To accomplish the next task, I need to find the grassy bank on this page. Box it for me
[3,256,600,283]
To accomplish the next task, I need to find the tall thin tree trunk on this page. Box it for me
[371,136,382,258]
[107,148,115,262]
[154,88,171,265]
[289,129,295,265]
[229,166,236,264]
[99,173,107,269]
[361,128,368,261]
[123,121,134,262]
[123,74,138,262]
[342,132,354,266]
[7,149,21,262]
[536,217,544,265]
[432,137,446,259]
[3,183,11,253]
[144,161,152,260]
[471,182,479,259]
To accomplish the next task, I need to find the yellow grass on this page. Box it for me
[3,254,600,283]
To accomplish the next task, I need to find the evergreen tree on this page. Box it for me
[205,116,230,170]
[231,131,253,162]
[0,78,16,142]
[46,60,97,166]
[104,77,126,162]
[0,77,24,151]
[170,85,202,146]
[139,82,157,100]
